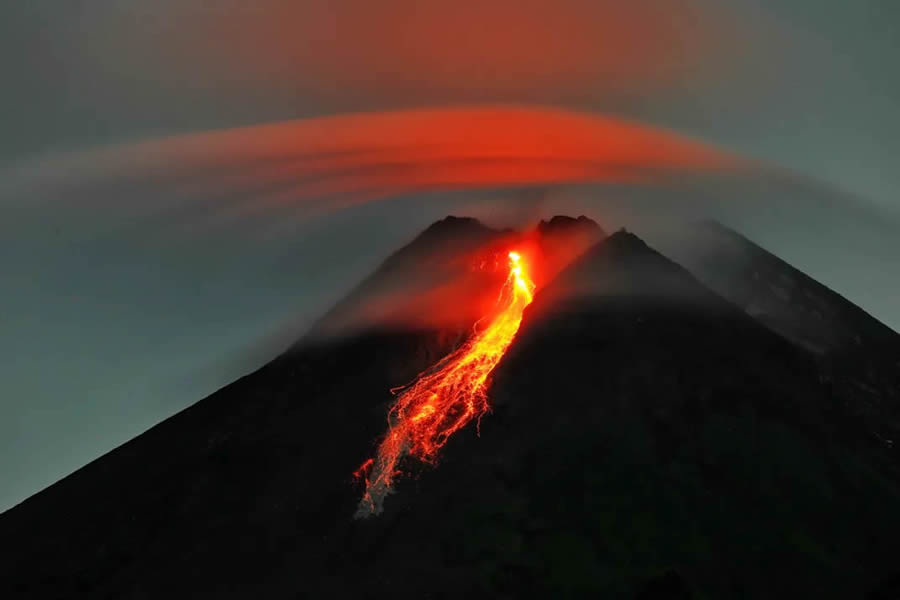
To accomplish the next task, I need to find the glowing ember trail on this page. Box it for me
[355,251,535,518]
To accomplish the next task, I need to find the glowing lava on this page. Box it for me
[355,251,535,518]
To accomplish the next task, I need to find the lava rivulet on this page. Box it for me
[355,251,535,518]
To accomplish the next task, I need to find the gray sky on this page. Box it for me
[1,0,898,511]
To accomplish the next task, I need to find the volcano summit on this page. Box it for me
[1,216,898,599]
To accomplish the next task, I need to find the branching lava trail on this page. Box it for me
[354,251,535,518]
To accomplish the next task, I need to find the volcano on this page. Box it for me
[1,216,898,599]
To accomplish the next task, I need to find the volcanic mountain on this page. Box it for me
[1,216,898,599]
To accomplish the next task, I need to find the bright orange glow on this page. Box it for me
[355,250,535,517]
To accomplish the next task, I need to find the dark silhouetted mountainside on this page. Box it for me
[660,220,899,355]
[656,220,900,463]
[1,218,898,599]
[491,230,900,598]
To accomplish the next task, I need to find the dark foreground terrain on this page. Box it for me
[1,216,898,599]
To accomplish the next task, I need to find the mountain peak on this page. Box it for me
[528,228,732,320]
[605,228,650,251]
[422,215,487,235]
[537,214,604,236]
[399,215,498,256]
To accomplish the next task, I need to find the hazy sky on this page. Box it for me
[1,0,898,511]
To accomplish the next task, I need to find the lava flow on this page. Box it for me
[355,251,535,518]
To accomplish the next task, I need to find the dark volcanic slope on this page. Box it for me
[308,215,507,337]
[1,224,898,599]
[658,220,899,355]
[656,220,900,456]
[489,231,900,598]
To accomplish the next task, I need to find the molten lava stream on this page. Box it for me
[355,251,535,517]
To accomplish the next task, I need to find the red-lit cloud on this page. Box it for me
[30,106,741,208]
